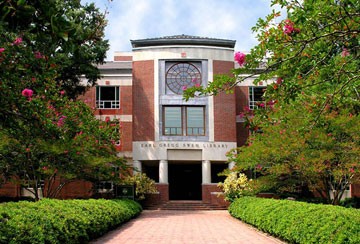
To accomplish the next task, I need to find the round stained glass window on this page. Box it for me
[166,62,201,94]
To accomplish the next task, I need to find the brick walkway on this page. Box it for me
[91,210,284,244]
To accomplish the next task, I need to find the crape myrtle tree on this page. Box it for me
[185,0,359,205]
[0,0,109,98]
[0,1,128,201]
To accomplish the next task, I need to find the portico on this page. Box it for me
[132,141,235,202]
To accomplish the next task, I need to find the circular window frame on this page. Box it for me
[165,62,202,95]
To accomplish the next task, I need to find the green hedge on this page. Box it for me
[0,198,142,244]
[229,197,360,244]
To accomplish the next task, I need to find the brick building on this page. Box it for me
[1,35,357,204]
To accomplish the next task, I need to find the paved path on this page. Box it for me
[91,210,284,244]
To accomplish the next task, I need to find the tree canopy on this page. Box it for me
[0,0,109,98]
[185,0,360,204]
[0,0,126,200]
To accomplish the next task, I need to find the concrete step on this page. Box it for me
[144,200,227,211]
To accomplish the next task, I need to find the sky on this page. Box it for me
[82,0,280,61]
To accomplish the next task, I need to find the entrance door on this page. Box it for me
[169,163,202,200]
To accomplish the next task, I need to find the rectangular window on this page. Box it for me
[186,107,204,136]
[96,86,120,109]
[164,107,182,135]
[249,87,265,110]
[163,106,205,136]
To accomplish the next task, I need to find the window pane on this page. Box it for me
[96,86,120,109]
[186,107,204,135]
[249,87,265,110]
[164,107,182,135]
[101,87,116,100]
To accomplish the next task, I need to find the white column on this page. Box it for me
[228,161,236,170]
[159,160,168,184]
[133,160,142,175]
[202,160,211,184]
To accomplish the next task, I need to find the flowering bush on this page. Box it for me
[0,18,124,200]
[122,173,157,200]
[218,172,252,202]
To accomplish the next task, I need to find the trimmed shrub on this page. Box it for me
[0,198,142,244]
[229,197,360,244]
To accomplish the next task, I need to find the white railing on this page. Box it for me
[96,100,120,109]
[249,100,265,110]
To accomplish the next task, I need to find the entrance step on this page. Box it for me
[144,200,227,211]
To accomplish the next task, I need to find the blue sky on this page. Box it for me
[82,0,280,61]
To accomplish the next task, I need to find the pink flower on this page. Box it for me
[192,78,197,83]
[283,20,300,35]
[57,116,67,127]
[21,88,33,99]
[234,51,246,66]
[13,37,22,46]
[244,106,250,112]
[194,83,201,88]
[34,51,44,59]
[341,48,350,57]
[350,168,355,173]
[105,117,110,123]
[259,103,265,108]
[182,85,187,91]
[0,48,5,53]
[276,77,283,84]
[60,90,65,95]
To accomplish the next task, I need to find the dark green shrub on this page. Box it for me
[229,197,360,244]
[0,198,142,244]
[340,197,360,209]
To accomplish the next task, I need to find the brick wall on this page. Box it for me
[352,183,360,197]
[0,181,20,198]
[213,60,236,142]
[57,180,93,199]
[121,122,132,151]
[133,60,155,141]
[235,86,248,114]
[114,56,132,61]
[202,184,229,208]
[78,86,96,110]
[156,183,169,202]
[120,86,132,115]
[236,123,249,147]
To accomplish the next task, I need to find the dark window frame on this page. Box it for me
[163,106,205,136]
[96,86,120,109]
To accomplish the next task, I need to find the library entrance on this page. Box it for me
[169,163,202,200]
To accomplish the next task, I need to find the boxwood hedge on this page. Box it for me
[0,198,142,244]
[229,197,360,244]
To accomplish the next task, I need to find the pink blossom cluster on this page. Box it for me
[341,48,350,57]
[21,88,34,100]
[0,48,5,53]
[283,20,300,35]
[192,78,201,87]
[34,51,44,59]
[234,51,246,66]
[57,115,67,127]
[13,37,23,46]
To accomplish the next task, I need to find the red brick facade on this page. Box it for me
[0,181,20,198]
[114,55,132,61]
[132,60,155,141]
[213,60,236,142]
